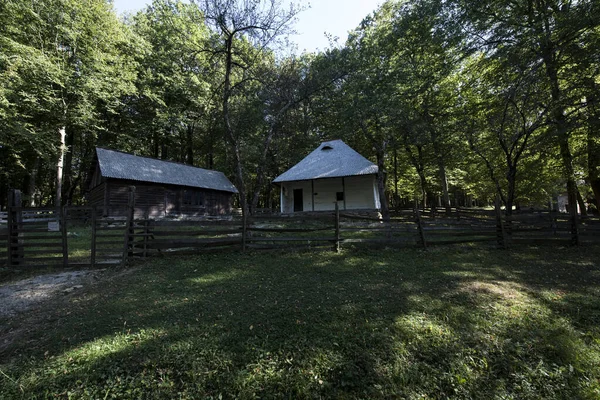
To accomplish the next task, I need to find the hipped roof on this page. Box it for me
[273,140,378,183]
[96,147,238,193]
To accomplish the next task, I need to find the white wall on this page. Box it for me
[313,178,343,211]
[345,175,378,209]
[280,181,312,213]
[280,175,378,213]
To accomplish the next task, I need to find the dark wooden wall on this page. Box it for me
[87,179,233,218]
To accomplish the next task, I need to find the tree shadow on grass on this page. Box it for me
[1,245,599,398]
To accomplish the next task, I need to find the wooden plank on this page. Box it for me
[95,233,127,238]
[510,238,571,245]
[247,227,332,233]
[133,246,240,257]
[20,249,63,255]
[91,206,97,268]
[427,238,496,245]
[18,234,63,240]
[19,256,64,262]
[251,214,334,221]
[580,231,600,236]
[94,240,125,246]
[425,231,497,238]
[341,238,417,244]
[142,238,242,246]
[422,226,496,232]
[246,244,333,251]
[249,237,335,242]
[144,240,241,250]
[340,227,418,233]
[145,219,241,227]
[16,227,63,233]
[133,229,241,236]
[11,243,63,250]
[96,225,125,232]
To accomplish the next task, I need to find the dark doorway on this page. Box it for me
[293,189,303,212]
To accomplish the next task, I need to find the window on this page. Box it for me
[183,190,204,206]
[321,145,333,151]
[336,192,344,201]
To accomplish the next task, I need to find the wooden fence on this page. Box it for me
[2,188,599,271]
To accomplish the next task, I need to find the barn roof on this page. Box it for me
[273,140,378,183]
[96,147,238,193]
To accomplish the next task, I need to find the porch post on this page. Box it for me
[342,177,346,210]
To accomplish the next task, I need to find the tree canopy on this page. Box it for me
[1,0,598,215]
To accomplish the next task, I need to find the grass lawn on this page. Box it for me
[1,245,600,399]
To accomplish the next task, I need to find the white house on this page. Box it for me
[273,140,380,213]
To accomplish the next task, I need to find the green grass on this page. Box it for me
[1,245,600,399]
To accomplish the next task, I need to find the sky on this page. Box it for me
[112,0,383,53]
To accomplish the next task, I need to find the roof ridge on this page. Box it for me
[96,147,217,173]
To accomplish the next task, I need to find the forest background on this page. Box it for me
[0,0,598,219]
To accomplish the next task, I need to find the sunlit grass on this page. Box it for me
[1,246,600,398]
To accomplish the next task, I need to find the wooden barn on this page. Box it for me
[87,148,238,217]
[273,140,380,213]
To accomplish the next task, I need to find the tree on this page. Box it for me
[456,0,600,219]
[196,0,300,219]
[130,0,214,164]
[461,56,549,216]
[1,0,139,206]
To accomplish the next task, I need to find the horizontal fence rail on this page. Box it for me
[2,188,599,270]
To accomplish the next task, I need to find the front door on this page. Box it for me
[293,189,303,212]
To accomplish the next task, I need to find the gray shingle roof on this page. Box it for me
[96,147,238,193]
[273,140,378,183]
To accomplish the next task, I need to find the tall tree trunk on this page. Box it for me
[393,145,399,210]
[588,102,600,212]
[432,138,451,215]
[505,166,516,217]
[153,135,159,158]
[375,148,390,221]
[28,157,41,207]
[62,130,75,205]
[250,130,275,215]
[186,123,194,165]
[541,34,579,225]
[223,36,247,219]
[55,126,67,207]
[404,143,427,210]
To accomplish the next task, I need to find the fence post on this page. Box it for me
[7,189,23,267]
[570,210,579,246]
[122,186,135,266]
[335,202,340,253]
[60,206,68,267]
[550,210,557,236]
[495,195,507,249]
[242,212,247,252]
[414,206,427,249]
[91,206,97,268]
[142,208,149,259]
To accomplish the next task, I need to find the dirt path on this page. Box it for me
[0,270,106,319]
